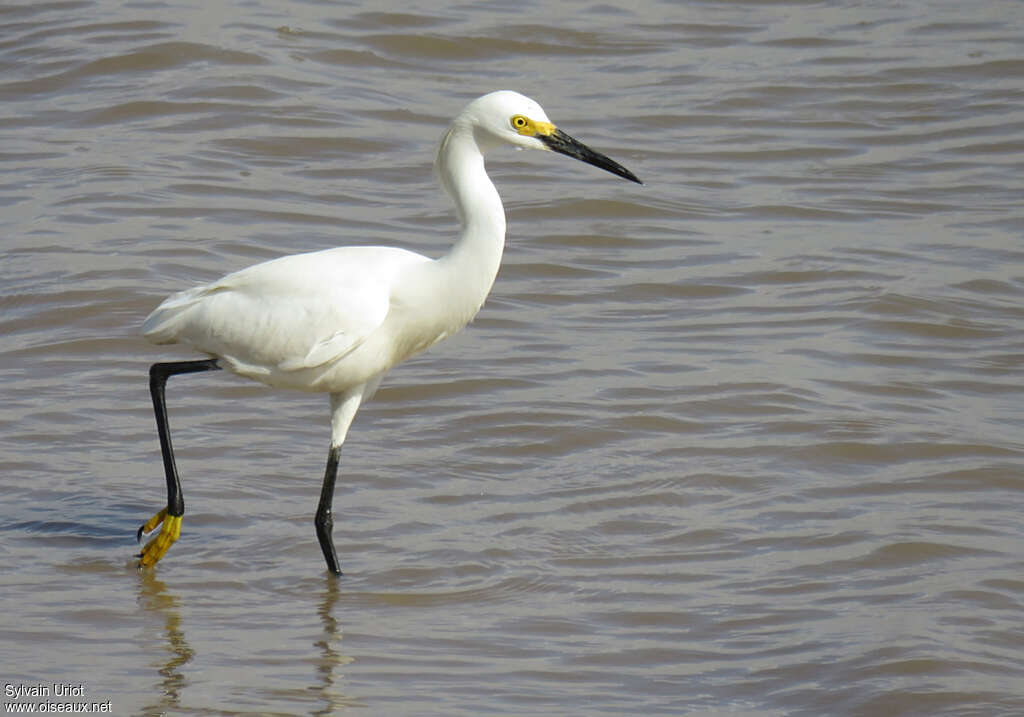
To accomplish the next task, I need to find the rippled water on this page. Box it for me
[2,1,1024,715]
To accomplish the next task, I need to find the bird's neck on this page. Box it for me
[435,125,506,308]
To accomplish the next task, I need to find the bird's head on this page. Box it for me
[456,90,642,184]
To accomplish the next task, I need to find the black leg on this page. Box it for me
[138,358,220,567]
[314,444,343,576]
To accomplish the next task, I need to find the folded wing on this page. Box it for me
[142,246,430,377]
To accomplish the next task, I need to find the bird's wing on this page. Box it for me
[142,246,430,374]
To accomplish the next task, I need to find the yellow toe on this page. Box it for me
[140,507,168,536]
[138,513,182,568]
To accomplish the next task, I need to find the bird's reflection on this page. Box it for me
[312,572,359,714]
[135,569,193,714]
[134,566,359,712]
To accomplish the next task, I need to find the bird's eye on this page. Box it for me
[511,115,530,131]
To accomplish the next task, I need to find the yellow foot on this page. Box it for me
[137,507,182,568]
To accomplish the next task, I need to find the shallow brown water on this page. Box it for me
[2,1,1024,715]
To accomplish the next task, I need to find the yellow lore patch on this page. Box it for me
[511,114,556,137]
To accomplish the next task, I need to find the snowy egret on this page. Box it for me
[137,90,641,574]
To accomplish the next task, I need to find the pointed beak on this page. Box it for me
[539,128,642,185]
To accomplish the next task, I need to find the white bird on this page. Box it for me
[137,90,641,574]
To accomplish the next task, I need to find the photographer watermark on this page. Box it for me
[4,683,111,713]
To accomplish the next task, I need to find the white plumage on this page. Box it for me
[136,90,641,574]
[143,246,431,393]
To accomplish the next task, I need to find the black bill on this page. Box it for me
[540,128,642,185]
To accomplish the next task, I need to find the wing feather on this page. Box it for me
[142,246,429,375]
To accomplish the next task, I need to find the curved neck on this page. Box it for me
[435,124,506,303]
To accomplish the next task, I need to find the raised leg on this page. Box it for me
[314,444,343,575]
[138,358,220,568]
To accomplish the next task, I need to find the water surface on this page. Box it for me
[2,1,1024,715]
